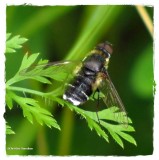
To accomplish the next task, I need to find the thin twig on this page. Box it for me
[136,5,153,38]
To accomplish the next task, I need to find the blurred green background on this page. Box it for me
[6,5,153,155]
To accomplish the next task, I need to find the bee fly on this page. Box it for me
[20,41,128,125]
[63,42,112,106]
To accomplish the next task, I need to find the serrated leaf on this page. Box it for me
[6,34,28,53]
[100,120,136,147]
[6,124,15,134]
[6,52,75,87]
[23,108,33,124]
[87,117,109,142]
[7,91,60,130]
[19,53,40,71]
[61,97,136,148]
[108,128,124,148]
[17,53,53,84]
[6,53,48,86]
[62,101,109,142]
[17,53,77,83]
[98,107,132,124]
[61,101,136,148]
[117,131,137,146]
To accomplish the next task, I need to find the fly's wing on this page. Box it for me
[19,60,81,82]
[99,71,128,126]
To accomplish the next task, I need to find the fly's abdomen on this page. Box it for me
[63,70,95,106]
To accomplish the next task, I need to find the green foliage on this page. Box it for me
[65,104,137,148]
[7,91,60,129]
[5,33,28,53]
[5,33,136,148]
[6,34,60,132]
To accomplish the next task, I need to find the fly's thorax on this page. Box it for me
[89,49,106,58]
[82,53,106,73]
[83,49,106,62]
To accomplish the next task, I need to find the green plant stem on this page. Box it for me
[37,126,49,155]
[6,76,21,86]
[136,5,153,38]
[57,108,74,155]
[6,86,45,97]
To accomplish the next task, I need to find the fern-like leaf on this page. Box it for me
[52,98,136,148]
[7,91,60,130]
[5,33,28,53]
[85,107,137,148]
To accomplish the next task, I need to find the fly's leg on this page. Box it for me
[93,88,101,124]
